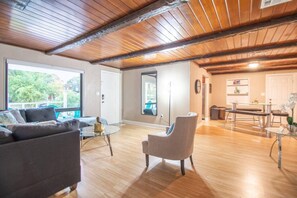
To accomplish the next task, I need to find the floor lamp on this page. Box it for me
[168,81,172,126]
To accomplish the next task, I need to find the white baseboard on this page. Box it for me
[196,121,204,129]
[122,119,204,130]
[122,120,167,129]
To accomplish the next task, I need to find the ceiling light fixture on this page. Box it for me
[248,62,259,68]
[144,53,156,59]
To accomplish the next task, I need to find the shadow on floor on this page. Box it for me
[122,160,216,198]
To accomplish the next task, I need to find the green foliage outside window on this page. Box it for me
[8,70,80,108]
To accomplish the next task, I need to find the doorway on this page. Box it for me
[202,76,209,120]
[101,70,121,124]
[266,73,297,122]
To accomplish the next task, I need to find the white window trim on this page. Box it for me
[6,59,84,74]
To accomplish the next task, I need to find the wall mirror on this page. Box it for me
[141,71,157,116]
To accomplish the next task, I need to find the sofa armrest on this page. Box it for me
[0,130,81,198]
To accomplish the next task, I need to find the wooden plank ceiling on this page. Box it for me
[0,0,296,74]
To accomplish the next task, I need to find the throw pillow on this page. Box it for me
[0,126,14,144]
[19,109,27,122]
[9,109,26,124]
[0,111,18,125]
[25,107,57,122]
[11,119,80,141]
[63,119,80,130]
[166,123,175,135]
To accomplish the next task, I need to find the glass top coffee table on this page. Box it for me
[80,125,120,156]
[266,127,297,168]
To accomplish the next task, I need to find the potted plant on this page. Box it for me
[281,93,297,132]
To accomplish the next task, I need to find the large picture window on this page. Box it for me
[6,61,82,119]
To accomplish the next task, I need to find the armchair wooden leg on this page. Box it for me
[145,154,149,167]
[180,160,185,175]
[189,155,194,166]
[70,183,78,191]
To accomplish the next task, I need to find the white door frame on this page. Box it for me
[266,73,297,121]
[266,73,296,103]
[100,70,121,124]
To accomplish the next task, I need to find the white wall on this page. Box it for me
[122,62,190,126]
[211,69,297,107]
[190,62,212,123]
[0,44,120,117]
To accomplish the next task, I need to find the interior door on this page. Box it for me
[101,70,120,124]
[266,73,296,121]
[202,84,205,120]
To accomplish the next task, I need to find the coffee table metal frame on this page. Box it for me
[266,127,297,168]
[80,125,120,156]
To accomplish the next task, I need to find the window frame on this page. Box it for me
[5,60,83,117]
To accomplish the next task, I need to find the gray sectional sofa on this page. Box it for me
[0,107,82,198]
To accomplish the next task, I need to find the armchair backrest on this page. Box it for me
[168,112,198,159]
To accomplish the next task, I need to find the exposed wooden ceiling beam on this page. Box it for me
[206,62,297,72]
[120,41,297,70]
[211,65,297,75]
[91,14,297,64]
[199,54,297,68]
[45,0,188,55]
[205,60,297,71]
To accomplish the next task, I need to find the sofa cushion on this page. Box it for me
[11,120,79,141]
[0,126,14,144]
[25,107,57,122]
[37,120,57,125]
[6,120,57,131]
[0,111,18,125]
[10,109,26,124]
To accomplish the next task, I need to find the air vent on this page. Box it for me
[260,0,291,9]
[14,0,31,11]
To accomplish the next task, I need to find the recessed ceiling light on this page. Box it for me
[248,62,259,68]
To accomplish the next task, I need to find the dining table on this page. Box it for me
[231,102,274,129]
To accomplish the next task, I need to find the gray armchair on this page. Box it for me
[142,112,198,175]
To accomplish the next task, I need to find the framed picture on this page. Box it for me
[226,78,250,104]
[233,79,240,85]
[195,79,201,94]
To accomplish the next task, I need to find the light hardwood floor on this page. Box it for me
[56,122,297,198]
